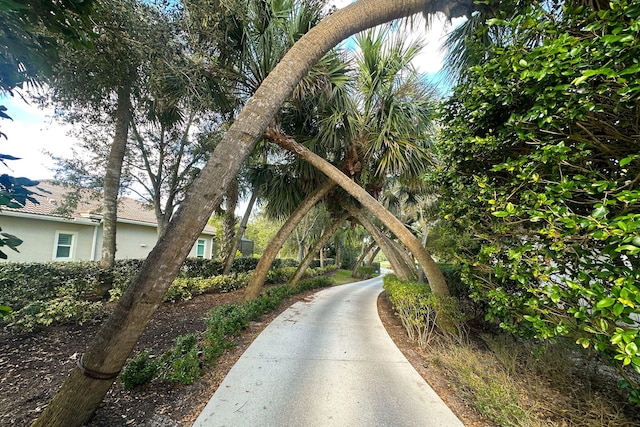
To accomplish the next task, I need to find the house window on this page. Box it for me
[54,232,76,260]
[196,239,206,259]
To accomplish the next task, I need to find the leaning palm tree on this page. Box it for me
[260,27,449,297]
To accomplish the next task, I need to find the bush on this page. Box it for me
[354,265,375,279]
[294,276,333,292]
[266,266,297,284]
[231,257,259,273]
[383,274,462,346]
[161,333,202,385]
[272,258,299,269]
[179,259,223,278]
[6,286,104,332]
[437,264,468,299]
[121,351,159,389]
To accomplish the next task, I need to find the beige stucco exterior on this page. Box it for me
[0,211,215,262]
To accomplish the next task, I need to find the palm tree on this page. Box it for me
[34,2,475,424]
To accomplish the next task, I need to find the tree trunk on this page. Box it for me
[223,190,258,274]
[274,136,450,297]
[288,212,349,287]
[244,179,335,300]
[99,84,132,269]
[346,206,411,281]
[352,240,377,276]
[386,236,419,279]
[34,1,463,424]
[367,246,381,265]
[221,178,239,264]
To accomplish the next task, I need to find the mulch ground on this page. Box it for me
[0,284,489,427]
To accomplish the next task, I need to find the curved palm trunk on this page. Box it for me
[275,136,450,297]
[346,206,411,281]
[33,1,461,425]
[288,212,349,287]
[352,240,377,276]
[380,233,418,280]
[387,236,419,278]
[244,179,335,300]
[99,84,132,269]
[367,246,381,265]
[223,189,258,274]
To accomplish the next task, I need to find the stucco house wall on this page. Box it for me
[0,181,216,262]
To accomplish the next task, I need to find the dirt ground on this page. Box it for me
[0,284,490,427]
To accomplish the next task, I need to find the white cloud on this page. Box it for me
[1,97,77,180]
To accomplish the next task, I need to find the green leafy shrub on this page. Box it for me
[272,258,298,269]
[0,259,142,309]
[161,333,202,385]
[6,285,104,332]
[266,266,298,284]
[437,264,468,299]
[231,257,259,273]
[354,265,375,279]
[383,275,461,346]
[179,259,223,278]
[121,351,159,389]
[294,276,333,292]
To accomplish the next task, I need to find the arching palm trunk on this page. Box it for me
[33,1,463,425]
[367,246,381,265]
[288,212,350,287]
[274,135,450,297]
[244,179,335,300]
[353,240,377,275]
[387,236,419,278]
[346,206,412,281]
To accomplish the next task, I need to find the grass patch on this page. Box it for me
[331,269,359,285]
[429,335,639,427]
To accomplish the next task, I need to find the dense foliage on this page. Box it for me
[0,258,305,331]
[432,0,640,398]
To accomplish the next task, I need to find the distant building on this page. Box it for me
[0,181,216,262]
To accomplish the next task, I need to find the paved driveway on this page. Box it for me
[193,276,464,427]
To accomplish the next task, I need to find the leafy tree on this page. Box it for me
[47,0,156,267]
[433,0,640,399]
[50,0,231,244]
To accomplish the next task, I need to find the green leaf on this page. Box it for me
[625,342,638,356]
[613,302,625,316]
[591,206,609,219]
[596,298,616,309]
[615,244,640,254]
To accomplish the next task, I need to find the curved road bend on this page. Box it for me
[193,275,464,427]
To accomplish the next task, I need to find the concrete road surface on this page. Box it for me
[193,275,464,427]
